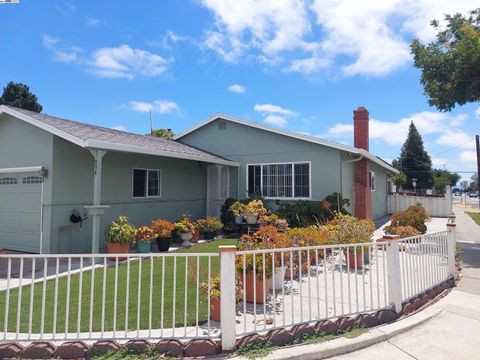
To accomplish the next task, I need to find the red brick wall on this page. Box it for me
[353,107,371,219]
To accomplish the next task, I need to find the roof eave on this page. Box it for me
[85,139,240,167]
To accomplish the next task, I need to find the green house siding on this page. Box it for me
[370,161,389,219]
[50,137,208,253]
[179,119,358,213]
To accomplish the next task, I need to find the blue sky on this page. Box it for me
[0,0,479,180]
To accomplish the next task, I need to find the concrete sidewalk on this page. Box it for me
[328,290,480,360]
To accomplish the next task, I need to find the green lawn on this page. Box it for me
[0,238,237,334]
[466,212,480,226]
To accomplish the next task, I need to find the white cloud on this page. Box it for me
[43,36,172,79]
[254,103,298,117]
[86,17,102,26]
[148,30,189,49]
[90,45,171,79]
[227,84,246,94]
[436,131,474,149]
[264,115,288,126]
[475,107,480,118]
[460,150,477,169]
[125,100,181,114]
[112,125,127,131]
[199,0,473,76]
[254,103,299,127]
[327,124,353,135]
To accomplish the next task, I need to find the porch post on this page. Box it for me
[88,149,107,254]
[216,164,222,217]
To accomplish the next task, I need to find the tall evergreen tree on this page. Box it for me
[0,81,43,112]
[394,122,433,190]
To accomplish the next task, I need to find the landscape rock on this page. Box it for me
[53,341,88,359]
[89,340,121,357]
[125,340,152,354]
[155,339,183,357]
[291,323,316,339]
[355,313,378,328]
[335,316,355,332]
[314,319,338,335]
[23,342,56,359]
[0,343,24,359]
[236,333,266,348]
[184,339,217,357]
[266,329,294,346]
[376,309,398,324]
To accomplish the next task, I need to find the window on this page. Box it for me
[0,177,17,185]
[369,171,376,191]
[22,176,43,184]
[133,169,161,198]
[247,162,310,199]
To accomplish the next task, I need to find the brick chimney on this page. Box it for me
[353,107,371,219]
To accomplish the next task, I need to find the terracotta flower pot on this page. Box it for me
[191,230,200,243]
[343,249,364,269]
[242,273,271,303]
[284,266,298,280]
[210,297,221,322]
[107,242,129,260]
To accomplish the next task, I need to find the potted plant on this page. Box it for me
[151,219,175,252]
[105,215,136,256]
[243,200,267,224]
[196,216,223,240]
[201,276,221,322]
[327,213,375,269]
[135,225,155,253]
[200,275,243,322]
[230,201,245,224]
[175,215,196,247]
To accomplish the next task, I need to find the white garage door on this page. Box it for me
[0,172,42,253]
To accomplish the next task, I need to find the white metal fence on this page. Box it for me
[387,186,452,217]
[0,253,219,342]
[0,227,456,351]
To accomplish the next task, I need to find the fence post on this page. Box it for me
[447,222,456,277]
[219,246,237,351]
[385,235,402,313]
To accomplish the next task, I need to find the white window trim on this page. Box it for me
[132,168,162,199]
[370,171,376,192]
[246,161,312,200]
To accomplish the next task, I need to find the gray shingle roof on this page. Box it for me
[3,106,236,165]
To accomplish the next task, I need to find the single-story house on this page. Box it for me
[0,105,397,254]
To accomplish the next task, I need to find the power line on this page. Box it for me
[432,138,475,156]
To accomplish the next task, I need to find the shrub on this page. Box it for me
[220,197,237,226]
[230,201,245,217]
[244,199,269,222]
[276,193,350,227]
[151,219,175,238]
[135,225,156,242]
[106,216,136,244]
[284,226,330,247]
[196,217,223,232]
[326,213,375,244]
[385,225,420,238]
[390,204,429,234]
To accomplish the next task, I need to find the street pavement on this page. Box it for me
[328,205,480,360]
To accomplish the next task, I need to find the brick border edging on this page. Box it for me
[0,278,456,359]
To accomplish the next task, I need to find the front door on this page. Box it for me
[207,165,229,217]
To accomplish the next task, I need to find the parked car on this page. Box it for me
[469,192,479,198]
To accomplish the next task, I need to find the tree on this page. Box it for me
[0,82,43,112]
[148,128,175,139]
[433,169,461,194]
[411,9,480,111]
[391,172,407,189]
[394,122,434,190]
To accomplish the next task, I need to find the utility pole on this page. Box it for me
[476,135,480,209]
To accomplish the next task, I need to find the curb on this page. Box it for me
[238,289,451,360]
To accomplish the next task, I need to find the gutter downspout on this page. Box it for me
[340,154,364,212]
